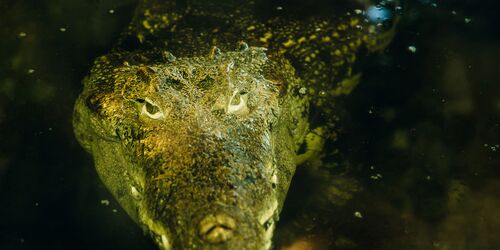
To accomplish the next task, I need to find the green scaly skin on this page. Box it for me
[73,0,397,249]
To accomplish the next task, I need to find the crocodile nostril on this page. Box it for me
[198,213,236,243]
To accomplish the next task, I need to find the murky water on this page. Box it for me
[1,1,499,250]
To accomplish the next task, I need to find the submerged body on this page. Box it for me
[73,0,397,249]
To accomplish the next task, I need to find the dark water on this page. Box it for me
[1,1,499,250]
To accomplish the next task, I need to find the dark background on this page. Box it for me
[1,0,499,249]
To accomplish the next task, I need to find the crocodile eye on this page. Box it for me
[138,97,164,120]
[227,90,249,115]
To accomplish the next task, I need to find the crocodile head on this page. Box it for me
[73,47,308,249]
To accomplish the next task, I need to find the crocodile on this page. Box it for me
[73,0,398,249]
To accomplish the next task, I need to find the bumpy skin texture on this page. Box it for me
[73,0,396,249]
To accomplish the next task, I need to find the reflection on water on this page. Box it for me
[0,0,499,249]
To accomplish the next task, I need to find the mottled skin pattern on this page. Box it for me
[73,0,397,249]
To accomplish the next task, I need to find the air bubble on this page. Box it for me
[366,5,393,25]
[354,211,363,219]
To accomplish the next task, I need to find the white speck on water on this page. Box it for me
[109,9,115,14]
[100,199,110,206]
[299,87,307,95]
[19,32,27,37]
[276,6,283,11]
[27,69,35,74]
[354,9,363,15]
[35,202,39,206]
[408,45,417,53]
[112,209,118,213]
[59,27,67,32]
[354,211,363,219]
[370,165,375,170]
[465,17,472,23]
[426,175,431,180]
[395,6,403,14]
[451,10,457,15]
[488,144,500,152]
